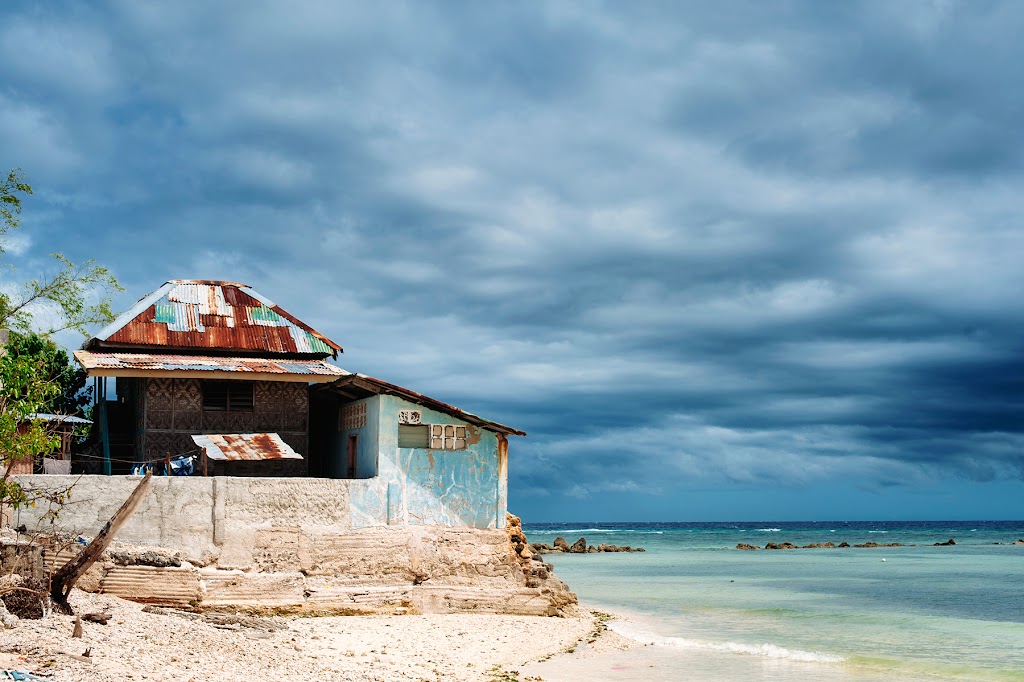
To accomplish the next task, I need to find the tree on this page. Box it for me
[0,168,121,517]
[4,332,90,417]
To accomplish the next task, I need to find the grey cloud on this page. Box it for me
[2,1,1023,517]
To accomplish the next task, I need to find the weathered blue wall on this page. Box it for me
[378,395,504,529]
[332,396,379,479]
[333,394,507,529]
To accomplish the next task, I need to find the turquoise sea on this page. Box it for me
[521,521,1024,681]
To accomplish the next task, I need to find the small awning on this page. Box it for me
[190,433,303,461]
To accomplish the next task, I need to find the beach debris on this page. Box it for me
[1,671,52,681]
[50,472,154,615]
[82,612,111,625]
[1,577,46,620]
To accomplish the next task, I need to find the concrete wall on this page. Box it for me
[7,474,576,616]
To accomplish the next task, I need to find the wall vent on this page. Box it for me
[398,409,422,425]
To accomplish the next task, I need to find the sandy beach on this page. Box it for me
[1,590,631,681]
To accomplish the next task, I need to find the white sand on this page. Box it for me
[0,590,604,681]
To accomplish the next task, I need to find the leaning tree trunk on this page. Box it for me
[49,472,154,614]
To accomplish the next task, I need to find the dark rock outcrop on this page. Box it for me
[532,537,646,554]
[735,543,760,551]
[764,542,797,550]
[933,538,956,546]
[506,513,578,614]
[838,541,850,547]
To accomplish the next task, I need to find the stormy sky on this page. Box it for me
[2,1,1022,520]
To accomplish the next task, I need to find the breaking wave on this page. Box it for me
[543,528,619,533]
[757,528,782,532]
[611,623,845,664]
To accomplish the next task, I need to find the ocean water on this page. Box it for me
[521,521,1024,681]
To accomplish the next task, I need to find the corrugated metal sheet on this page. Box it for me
[99,565,202,608]
[74,350,346,381]
[87,280,341,358]
[191,433,303,461]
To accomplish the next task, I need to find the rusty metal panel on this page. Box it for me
[191,432,303,460]
[90,280,341,358]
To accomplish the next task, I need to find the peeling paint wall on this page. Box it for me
[372,395,505,529]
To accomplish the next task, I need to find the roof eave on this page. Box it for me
[322,374,526,437]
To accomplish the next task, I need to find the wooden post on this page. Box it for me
[49,472,154,614]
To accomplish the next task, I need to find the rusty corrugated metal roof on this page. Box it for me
[74,350,346,382]
[85,280,342,358]
[319,373,526,437]
[191,433,303,461]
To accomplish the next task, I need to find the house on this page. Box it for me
[5,413,92,475]
[71,279,524,528]
[9,280,574,616]
[74,279,346,476]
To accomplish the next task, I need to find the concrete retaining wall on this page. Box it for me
[6,475,576,615]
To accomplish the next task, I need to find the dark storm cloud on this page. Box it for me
[1,1,1022,512]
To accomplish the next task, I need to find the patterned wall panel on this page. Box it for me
[147,378,174,411]
[139,377,309,473]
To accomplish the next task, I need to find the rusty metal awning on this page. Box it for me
[74,351,346,383]
[190,433,303,461]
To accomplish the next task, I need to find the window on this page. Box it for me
[430,424,467,450]
[398,421,469,450]
[202,381,254,412]
[398,424,430,448]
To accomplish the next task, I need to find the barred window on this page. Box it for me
[202,381,254,412]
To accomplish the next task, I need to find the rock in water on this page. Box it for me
[553,536,570,551]
[569,537,588,553]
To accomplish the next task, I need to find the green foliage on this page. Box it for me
[0,168,32,243]
[0,350,61,506]
[5,331,90,416]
